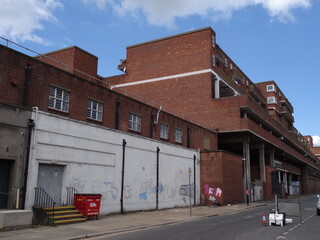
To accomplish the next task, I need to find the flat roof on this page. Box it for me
[127,27,214,49]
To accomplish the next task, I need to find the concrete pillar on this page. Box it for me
[259,143,265,201]
[215,78,220,99]
[243,140,251,203]
[269,148,275,167]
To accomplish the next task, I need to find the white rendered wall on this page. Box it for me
[25,110,199,214]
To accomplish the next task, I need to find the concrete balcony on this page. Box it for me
[212,95,316,161]
[280,99,294,113]
[248,84,267,106]
[280,106,294,122]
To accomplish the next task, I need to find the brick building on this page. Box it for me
[1,43,238,211]
[1,26,319,211]
[107,27,320,201]
[305,135,320,161]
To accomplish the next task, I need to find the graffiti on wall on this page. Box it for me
[71,176,85,192]
[103,179,119,200]
[123,185,133,200]
[179,184,194,204]
[159,183,177,200]
[202,184,222,204]
[139,179,156,201]
[179,184,194,198]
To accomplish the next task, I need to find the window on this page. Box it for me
[267,85,275,92]
[224,58,228,67]
[160,123,169,139]
[212,35,215,48]
[129,113,141,132]
[211,55,215,67]
[230,63,233,70]
[175,128,183,143]
[87,99,103,121]
[267,96,277,104]
[48,86,69,112]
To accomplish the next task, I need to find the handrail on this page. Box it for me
[34,187,55,224]
[66,187,87,216]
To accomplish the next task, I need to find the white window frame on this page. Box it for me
[129,113,141,132]
[267,96,277,104]
[87,99,103,121]
[48,86,70,112]
[230,63,233,70]
[160,123,169,139]
[212,35,215,48]
[175,128,183,143]
[211,55,215,67]
[224,58,228,67]
[267,84,276,92]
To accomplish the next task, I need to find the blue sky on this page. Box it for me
[1,0,319,145]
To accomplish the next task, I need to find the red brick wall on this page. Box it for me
[264,166,277,200]
[35,46,98,80]
[0,45,217,152]
[123,28,212,83]
[200,151,243,205]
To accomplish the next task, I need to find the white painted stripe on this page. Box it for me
[112,68,240,95]
[113,69,212,88]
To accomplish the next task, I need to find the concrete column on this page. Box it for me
[259,143,265,201]
[215,78,220,99]
[243,140,251,203]
[269,148,275,167]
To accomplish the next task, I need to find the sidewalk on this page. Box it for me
[0,202,267,240]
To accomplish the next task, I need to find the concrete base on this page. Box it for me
[0,210,33,231]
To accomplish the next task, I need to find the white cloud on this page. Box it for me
[85,0,312,28]
[312,136,320,147]
[255,0,311,22]
[0,0,62,44]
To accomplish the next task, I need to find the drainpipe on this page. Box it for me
[22,118,35,209]
[23,64,32,107]
[156,147,160,210]
[115,98,120,130]
[120,139,127,214]
[193,154,196,206]
[153,106,163,124]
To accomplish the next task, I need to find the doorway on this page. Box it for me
[37,164,64,206]
[0,160,12,209]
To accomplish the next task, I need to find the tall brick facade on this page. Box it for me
[106,27,320,201]
[0,45,217,152]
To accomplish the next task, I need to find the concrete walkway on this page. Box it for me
[0,202,267,240]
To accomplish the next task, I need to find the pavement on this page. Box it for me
[0,202,268,240]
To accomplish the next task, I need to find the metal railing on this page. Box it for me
[33,187,55,225]
[66,187,86,215]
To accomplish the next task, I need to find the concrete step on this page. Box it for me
[44,205,86,226]
[52,214,83,219]
[54,217,86,225]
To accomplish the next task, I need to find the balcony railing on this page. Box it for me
[280,99,294,113]
[239,95,316,159]
[280,106,294,122]
[248,84,267,106]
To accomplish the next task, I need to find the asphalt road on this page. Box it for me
[93,196,319,240]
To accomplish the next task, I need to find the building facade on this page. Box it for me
[107,27,320,201]
[1,27,320,213]
[0,41,238,212]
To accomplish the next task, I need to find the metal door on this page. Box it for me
[37,164,64,206]
[0,160,12,209]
